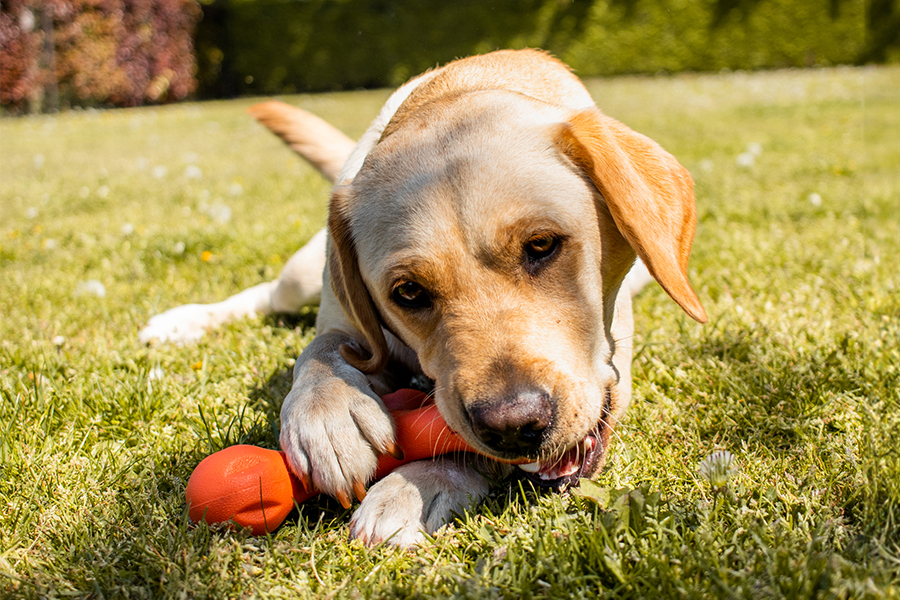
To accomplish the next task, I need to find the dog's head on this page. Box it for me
[328,91,706,488]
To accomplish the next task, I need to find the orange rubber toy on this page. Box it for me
[185,389,476,535]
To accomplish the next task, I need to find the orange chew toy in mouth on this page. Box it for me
[185,389,475,535]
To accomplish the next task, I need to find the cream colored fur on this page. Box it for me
[140,50,705,547]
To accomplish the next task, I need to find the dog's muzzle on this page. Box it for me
[465,387,608,490]
[466,387,552,456]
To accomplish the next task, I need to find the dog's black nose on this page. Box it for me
[467,388,552,455]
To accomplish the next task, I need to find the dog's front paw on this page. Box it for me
[349,458,491,548]
[138,304,216,344]
[280,374,399,507]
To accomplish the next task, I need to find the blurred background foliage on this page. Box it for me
[1,0,898,112]
[1,0,200,112]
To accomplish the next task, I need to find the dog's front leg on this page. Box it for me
[349,457,506,548]
[280,331,400,507]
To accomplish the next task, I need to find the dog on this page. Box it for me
[140,49,706,547]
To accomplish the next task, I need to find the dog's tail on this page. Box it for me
[247,101,356,184]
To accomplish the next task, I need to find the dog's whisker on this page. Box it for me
[612,333,637,344]
[597,416,629,448]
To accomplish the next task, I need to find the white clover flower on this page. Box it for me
[736,152,755,168]
[698,450,737,490]
[97,185,110,199]
[808,193,822,207]
[152,165,168,179]
[184,165,203,180]
[76,280,106,298]
[121,223,134,236]
[202,202,232,224]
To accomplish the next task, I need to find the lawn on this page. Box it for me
[1,64,899,598]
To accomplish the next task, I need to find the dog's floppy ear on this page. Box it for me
[557,108,707,323]
[327,186,389,373]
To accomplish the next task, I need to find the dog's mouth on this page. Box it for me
[384,385,608,491]
[514,429,602,491]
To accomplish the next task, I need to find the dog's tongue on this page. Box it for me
[518,436,595,481]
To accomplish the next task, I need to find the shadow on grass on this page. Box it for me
[263,307,319,333]
[684,323,869,446]
[672,320,900,537]
[239,306,319,443]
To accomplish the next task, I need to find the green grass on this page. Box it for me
[1,65,899,598]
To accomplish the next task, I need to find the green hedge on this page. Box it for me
[195,0,894,97]
[563,0,866,74]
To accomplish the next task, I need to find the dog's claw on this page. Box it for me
[385,441,404,461]
[353,480,367,502]
[335,488,352,509]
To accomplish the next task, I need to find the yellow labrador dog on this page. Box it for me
[141,49,706,547]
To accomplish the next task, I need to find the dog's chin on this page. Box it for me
[515,428,606,492]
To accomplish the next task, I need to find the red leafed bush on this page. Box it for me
[1,0,200,112]
[0,0,43,109]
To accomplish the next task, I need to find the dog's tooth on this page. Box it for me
[579,438,591,456]
[518,461,542,473]
[558,463,579,477]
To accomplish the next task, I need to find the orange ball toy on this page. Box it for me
[185,445,305,535]
[185,389,476,535]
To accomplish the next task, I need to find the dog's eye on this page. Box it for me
[391,281,431,309]
[524,235,560,268]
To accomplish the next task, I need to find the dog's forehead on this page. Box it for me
[348,95,594,270]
